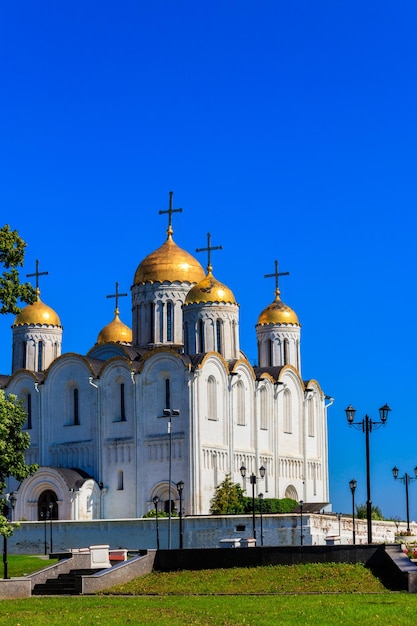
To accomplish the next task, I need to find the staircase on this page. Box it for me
[32,569,99,595]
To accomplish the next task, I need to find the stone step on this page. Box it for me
[32,568,100,596]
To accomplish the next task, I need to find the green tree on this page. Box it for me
[0,224,36,314]
[0,391,38,537]
[210,474,246,514]
[356,503,384,520]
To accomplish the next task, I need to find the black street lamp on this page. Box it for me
[48,502,54,554]
[349,479,357,545]
[153,495,160,550]
[345,403,391,544]
[2,494,16,580]
[160,408,180,549]
[392,466,417,533]
[240,464,266,543]
[299,500,304,546]
[176,481,184,549]
[258,493,264,547]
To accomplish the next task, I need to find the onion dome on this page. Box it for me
[13,288,61,327]
[134,232,205,285]
[258,289,299,326]
[185,268,236,305]
[97,309,132,345]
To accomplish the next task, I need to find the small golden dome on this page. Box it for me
[257,291,299,326]
[13,289,61,327]
[134,234,205,285]
[97,310,132,345]
[185,270,236,305]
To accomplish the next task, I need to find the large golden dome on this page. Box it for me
[13,289,61,327]
[257,291,299,326]
[185,270,236,305]
[134,233,205,285]
[97,310,132,345]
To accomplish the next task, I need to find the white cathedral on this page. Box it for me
[2,193,331,522]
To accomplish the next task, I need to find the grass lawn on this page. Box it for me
[1,561,417,625]
[4,555,58,578]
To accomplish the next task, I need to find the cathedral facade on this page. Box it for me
[2,195,331,522]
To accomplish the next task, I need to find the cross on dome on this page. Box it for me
[106,282,128,315]
[264,260,289,298]
[196,232,223,274]
[159,191,183,237]
[27,259,49,295]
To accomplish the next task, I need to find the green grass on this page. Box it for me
[3,555,58,578]
[102,562,388,595]
[1,561,416,625]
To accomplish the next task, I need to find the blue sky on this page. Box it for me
[1,1,416,523]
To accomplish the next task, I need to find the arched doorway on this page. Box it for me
[38,489,58,520]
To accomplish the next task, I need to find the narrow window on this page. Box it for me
[268,340,273,366]
[27,393,32,429]
[216,319,222,354]
[208,375,217,420]
[165,379,170,409]
[159,303,163,342]
[283,339,289,366]
[167,302,173,342]
[260,388,267,430]
[308,399,314,437]
[283,389,292,433]
[117,470,124,490]
[150,302,154,343]
[198,320,205,353]
[73,388,79,425]
[37,341,43,371]
[236,381,245,426]
[120,383,126,421]
[22,342,27,369]
[184,322,189,353]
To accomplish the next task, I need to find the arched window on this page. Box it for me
[285,485,298,501]
[149,302,154,343]
[73,388,79,425]
[167,302,173,342]
[216,319,222,354]
[283,339,289,366]
[26,393,32,429]
[120,383,126,421]
[37,341,43,371]
[38,489,58,521]
[283,388,292,433]
[268,340,273,366]
[308,398,314,437]
[260,387,267,430]
[165,379,170,409]
[198,320,205,353]
[207,375,217,421]
[22,341,27,369]
[236,381,245,426]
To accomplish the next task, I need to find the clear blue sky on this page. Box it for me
[1,1,416,523]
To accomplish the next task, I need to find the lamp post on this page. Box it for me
[349,479,357,545]
[240,464,266,543]
[160,408,180,549]
[48,502,54,554]
[345,403,391,544]
[392,466,417,533]
[258,493,264,547]
[2,494,16,580]
[337,512,342,539]
[299,500,304,546]
[177,480,184,549]
[153,495,160,550]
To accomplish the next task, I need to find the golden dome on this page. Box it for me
[185,270,237,305]
[97,310,132,345]
[134,233,205,285]
[13,289,61,327]
[257,291,299,326]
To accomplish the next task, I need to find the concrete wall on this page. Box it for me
[7,513,411,555]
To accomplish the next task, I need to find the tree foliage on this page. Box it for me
[356,503,384,520]
[0,224,36,314]
[210,474,246,514]
[0,390,38,536]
